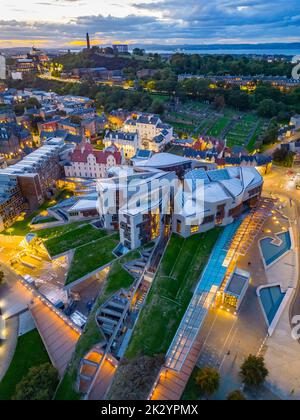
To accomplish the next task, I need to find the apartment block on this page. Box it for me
[103,131,139,159]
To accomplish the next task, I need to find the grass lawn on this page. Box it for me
[150,93,170,104]
[181,367,202,400]
[247,121,265,152]
[35,221,88,241]
[125,229,221,359]
[42,224,109,257]
[166,121,196,134]
[207,117,230,137]
[66,233,120,285]
[97,250,141,307]
[0,329,50,400]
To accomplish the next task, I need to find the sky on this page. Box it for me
[0,0,300,48]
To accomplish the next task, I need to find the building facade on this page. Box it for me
[96,158,263,250]
[0,138,72,230]
[104,131,139,159]
[0,172,25,231]
[0,54,6,80]
[124,114,173,153]
[64,142,123,179]
[0,125,20,157]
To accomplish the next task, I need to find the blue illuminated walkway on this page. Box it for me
[166,220,242,372]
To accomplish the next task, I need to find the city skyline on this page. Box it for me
[0,0,300,48]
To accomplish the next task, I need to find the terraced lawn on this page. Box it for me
[41,223,110,257]
[247,121,265,152]
[125,229,221,358]
[207,117,230,137]
[66,233,120,285]
[98,250,141,306]
[226,114,264,151]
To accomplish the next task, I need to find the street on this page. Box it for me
[195,164,300,400]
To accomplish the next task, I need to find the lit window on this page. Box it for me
[190,225,199,234]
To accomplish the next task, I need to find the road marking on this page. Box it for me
[219,324,239,371]
[201,311,219,348]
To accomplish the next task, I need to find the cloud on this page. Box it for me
[0,0,300,47]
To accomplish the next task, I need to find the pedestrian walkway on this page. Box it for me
[150,331,203,400]
[165,220,242,372]
[30,298,80,377]
[0,316,19,382]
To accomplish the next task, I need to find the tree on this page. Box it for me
[150,100,165,115]
[273,148,296,167]
[214,95,225,110]
[133,48,145,56]
[240,355,268,388]
[12,363,59,400]
[108,354,165,400]
[27,97,41,109]
[195,367,220,397]
[227,390,246,400]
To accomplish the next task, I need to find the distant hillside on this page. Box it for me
[57,50,140,71]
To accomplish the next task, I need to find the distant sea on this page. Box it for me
[144,47,300,57]
[136,44,300,57]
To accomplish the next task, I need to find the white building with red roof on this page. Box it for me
[64,142,124,179]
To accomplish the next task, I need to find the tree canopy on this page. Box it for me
[195,367,220,397]
[240,355,269,388]
[12,363,58,400]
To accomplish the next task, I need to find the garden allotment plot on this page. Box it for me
[226,114,266,150]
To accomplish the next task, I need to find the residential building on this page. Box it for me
[112,44,129,54]
[64,142,123,179]
[0,109,15,123]
[0,122,32,157]
[0,172,25,231]
[124,113,173,152]
[38,117,61,134]
[0,54,6,80]
[290,115,300,130]
[104,131,139,159]
[58,118,83,136]
[0,138,72,220]
[0,124,20,157]
[40,129,83,145]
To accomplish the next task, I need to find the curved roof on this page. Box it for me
[135,153,192,168]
